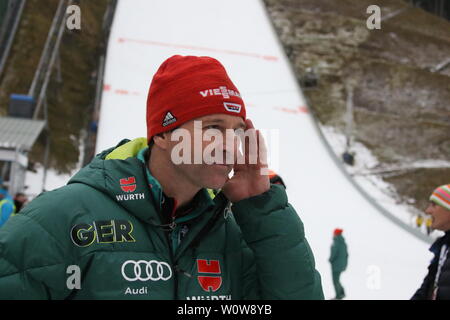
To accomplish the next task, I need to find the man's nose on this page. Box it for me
[223,135,239,151]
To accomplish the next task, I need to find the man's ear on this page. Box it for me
[152,132,171,150]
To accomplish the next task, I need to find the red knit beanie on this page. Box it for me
[146,55,246,144]
[334,228,343,236]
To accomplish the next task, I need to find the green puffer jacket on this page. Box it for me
[0,138,323,300]
[329,235,348,273]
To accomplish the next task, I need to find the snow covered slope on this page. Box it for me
[97,0,432,299]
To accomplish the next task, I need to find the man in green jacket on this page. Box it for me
[329,228,348,300]
[0,55,323,300]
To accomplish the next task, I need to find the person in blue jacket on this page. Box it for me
[0,186,15,227]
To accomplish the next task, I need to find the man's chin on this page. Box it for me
[431,222,442,231]
[198,164,232,189]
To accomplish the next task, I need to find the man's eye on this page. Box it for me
[205,125,220,130]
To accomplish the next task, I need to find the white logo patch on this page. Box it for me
[223,102,242,113]
[121,260,172,282]
[162,111,177,127]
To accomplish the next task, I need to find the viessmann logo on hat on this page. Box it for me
[199,86,241,99]
[199,86,242,114]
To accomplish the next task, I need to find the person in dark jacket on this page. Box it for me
[329,228,348,299]
[0,55,323,300]
[412,184,450,300]
[13,193,28,213]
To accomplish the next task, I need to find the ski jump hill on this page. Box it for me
[96,0,432,299]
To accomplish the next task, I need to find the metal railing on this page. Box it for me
[25,0,72,192]
[94,0,117,115]
[409,0,450,20]
[0,0,27,81]
[28,0,67,100]
[33,1,70,120]
[82,0,118,166]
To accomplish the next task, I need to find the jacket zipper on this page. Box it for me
[159,194,228,299]
[158,194,181,299]
[163,217,178,300]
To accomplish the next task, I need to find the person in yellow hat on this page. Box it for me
[416,215,424,229]
[426,216,433,235]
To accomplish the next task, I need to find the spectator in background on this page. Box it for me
[13,193,28,213]
[426,216,433,235]
[329,228,348,300]
[0,187,14,228]
[416,214,424,229]
[412,184,450,300]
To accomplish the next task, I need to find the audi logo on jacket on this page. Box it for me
[0,138,324,300]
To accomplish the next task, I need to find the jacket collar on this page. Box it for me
[430,231,450,256]
[68,138,219,227]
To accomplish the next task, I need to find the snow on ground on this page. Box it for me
[320,125,415,222]
[320,125,443,240]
